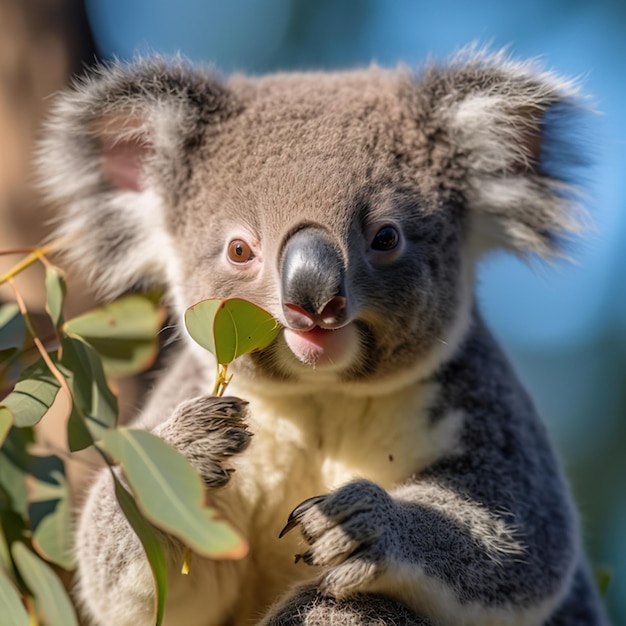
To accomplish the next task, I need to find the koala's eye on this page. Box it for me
[371,226,400,251]
[227,239,255,265]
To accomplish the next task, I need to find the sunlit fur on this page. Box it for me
[39,49,607,625]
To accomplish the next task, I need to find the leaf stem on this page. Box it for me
[0,242,61,285]
[181,550,192,575]
[25,595,39,626]
[8,279,73,411]
[182,362,232,574]
[211,364,232,397]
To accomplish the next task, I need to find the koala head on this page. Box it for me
[39,51,586,394]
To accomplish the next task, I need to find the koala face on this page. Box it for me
[166,73,468,388]
[39,54,585,392]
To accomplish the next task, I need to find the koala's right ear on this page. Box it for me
[38,58,236,299]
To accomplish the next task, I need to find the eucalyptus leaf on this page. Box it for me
[0,347,19,366]
[0,304,25,353]
[0,408,12,446]
[81,338,159,379]
[28,471,66,504]
[60,333,117,440]
[0,512,28,559]
[66,405,94,453]
[0,451,28,517]
[11,542,78,626]
[1,427,34,470]
[64,293,162,340]
[44,267,66,329]
[595,566,611,597]
[0,567,29,626]
[63,293,164,378]
[32,497,75,571]
[185,298,280,365]
[113,474,166,626]
[100,429,247,559]
[0,526,11,574]
[0,358,64,428]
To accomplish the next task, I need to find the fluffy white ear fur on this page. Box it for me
[39,108,172,298]
[37,59,225,299]
[433,49,589,258]
[38,52,589,301]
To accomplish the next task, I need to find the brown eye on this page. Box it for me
[227,239,254,264]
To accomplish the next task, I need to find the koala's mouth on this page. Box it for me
[283,323,359,369]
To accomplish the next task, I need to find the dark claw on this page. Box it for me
[278,495,327,538]
[293,551,315,566]
[301,550,315,566]
[205,466,233,488]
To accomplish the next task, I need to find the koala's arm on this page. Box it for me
[74,352,248,626]
[288,319,581,626]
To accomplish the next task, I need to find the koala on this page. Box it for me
[38,49,609,625]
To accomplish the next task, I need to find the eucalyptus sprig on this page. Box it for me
[185,297,281,396]
[0,248,276,625]
[179,298,281,573]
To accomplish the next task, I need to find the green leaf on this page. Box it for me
[112,474,166,626]
[0,567,29,626]
[1,427,34,472]
[0,408,12,446]
[66,406,94,453]
[28,469,75,571]
[28,472,66,504]
[0,513,28,558]
[82,338,159,379]
[0,520,11,571]
[0,358,65,428]
[100,429,247,560]
[11,542,78,626]
[44,267,66,329]
[63,293,164,378]
[0,304,25,353]
[0,347,19,366]
[185,298,280,365]
[0,452,28,517]
[32,498,75,571]
[60,334,117,443]
[595,566,612,596]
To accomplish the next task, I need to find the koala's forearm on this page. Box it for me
[364,334,579,623]
[374,473,577,625]
[75,469,163,625]
[75,464,247,626]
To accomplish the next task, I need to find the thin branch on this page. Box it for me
[0,240,64,285]
[8,279,74,413]
[0,247,41,256]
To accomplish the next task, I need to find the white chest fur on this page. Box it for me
[228,378,461,516]
[209,378,463,622]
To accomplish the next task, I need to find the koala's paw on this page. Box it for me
[280,480,397,598]
[155,396,251,488]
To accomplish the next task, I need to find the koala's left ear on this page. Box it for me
[419,50,590,257]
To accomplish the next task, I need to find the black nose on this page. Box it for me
[280,228,347,330]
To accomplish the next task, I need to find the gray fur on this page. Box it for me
[153,396,251,488]
[38,49,609,625]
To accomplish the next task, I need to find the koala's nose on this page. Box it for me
[280,228,347,330]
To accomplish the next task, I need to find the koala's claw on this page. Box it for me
[282,481,395,596]
[279,495,327,538]
[155,395,252,488]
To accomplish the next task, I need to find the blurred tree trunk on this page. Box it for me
[0,0,95,310]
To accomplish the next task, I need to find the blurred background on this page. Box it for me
[0,0,624,621]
